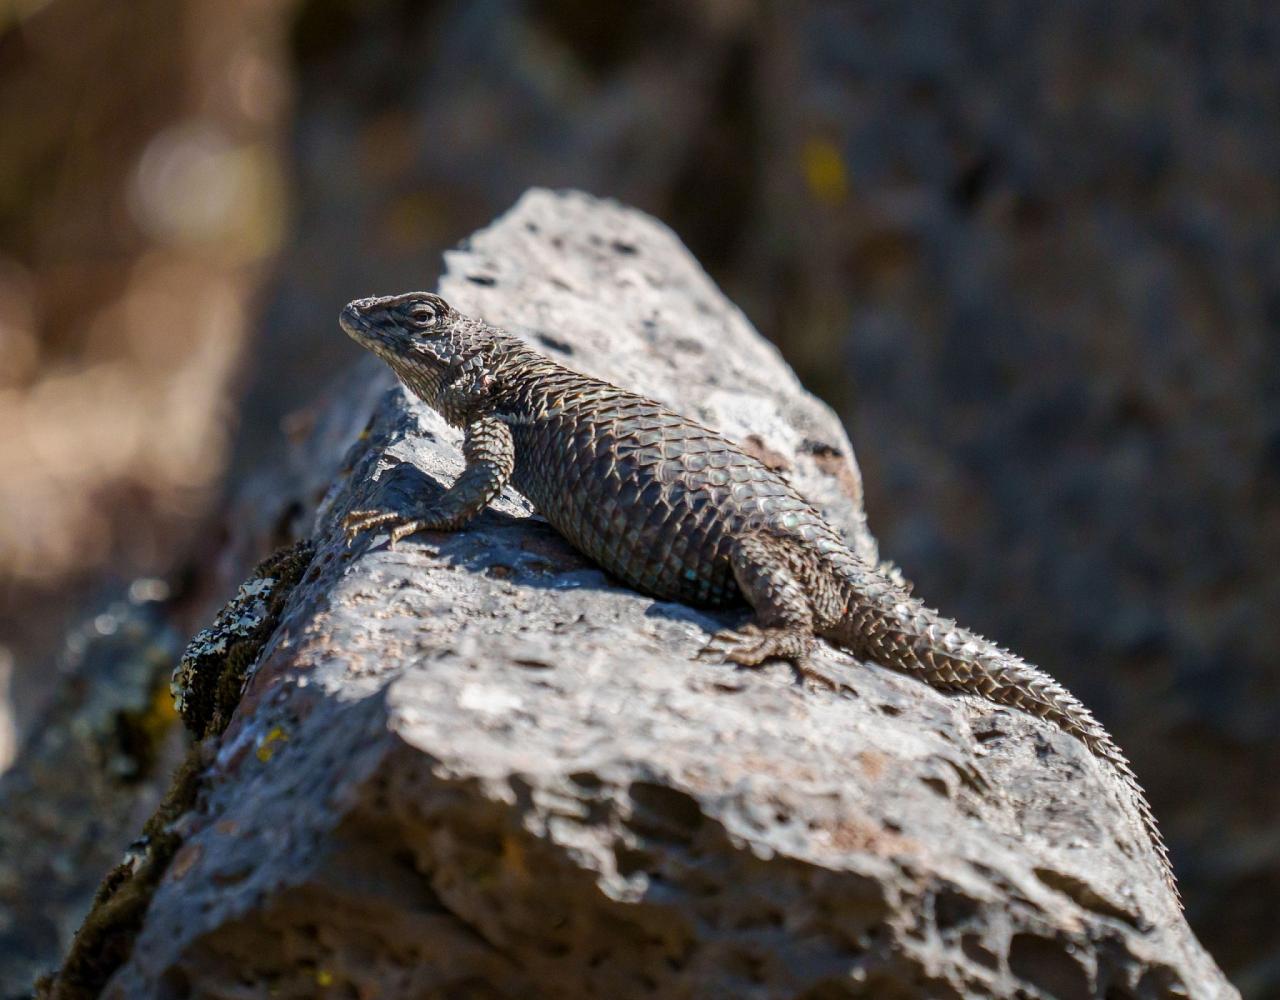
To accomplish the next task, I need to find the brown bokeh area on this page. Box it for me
[0,0,289,699]
[1,0,1277,995]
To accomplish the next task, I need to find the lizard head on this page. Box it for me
[340,291,460,367]
[341,291,535,421]
[340,291,481,408]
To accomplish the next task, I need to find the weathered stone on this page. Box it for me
[105,191,1235,998]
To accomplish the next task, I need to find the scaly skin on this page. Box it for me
[339,290,1177,901]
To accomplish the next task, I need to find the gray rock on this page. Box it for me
[106,191,1235,999]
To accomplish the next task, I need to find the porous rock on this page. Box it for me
[104,191,1235,998]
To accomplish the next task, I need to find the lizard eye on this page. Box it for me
[407,302,439,328]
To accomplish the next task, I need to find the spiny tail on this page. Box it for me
[825,564,1178,903]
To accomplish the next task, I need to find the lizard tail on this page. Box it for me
[822,564,1178,904]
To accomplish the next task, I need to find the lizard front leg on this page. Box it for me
[343,414,515,547]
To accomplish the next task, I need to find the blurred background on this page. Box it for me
[0,0,1276,994]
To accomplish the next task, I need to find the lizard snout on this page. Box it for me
[339,300,370,339]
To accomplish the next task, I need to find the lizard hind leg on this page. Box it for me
[701,533,821,678]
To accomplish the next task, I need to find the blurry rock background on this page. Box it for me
[0,0,291,727]
[0,0,1275,995]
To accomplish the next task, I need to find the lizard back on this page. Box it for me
[492,356,846,607]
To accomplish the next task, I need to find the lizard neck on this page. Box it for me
[412,337,554,428]
[484,341,566,417]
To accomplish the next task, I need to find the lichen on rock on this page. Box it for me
[171,539,314,739]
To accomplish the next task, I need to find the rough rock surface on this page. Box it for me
[105,191,1234,998]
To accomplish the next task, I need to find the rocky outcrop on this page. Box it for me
[97,191,1234,998]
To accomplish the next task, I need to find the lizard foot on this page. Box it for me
[342,509,429,549]
[701,623,814,665]
[701,625,842,692]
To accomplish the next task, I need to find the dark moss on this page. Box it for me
[37,746,206,1000]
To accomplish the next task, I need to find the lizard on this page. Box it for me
[338,290,1177,901]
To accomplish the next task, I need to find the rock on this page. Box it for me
[100,191,1234,998]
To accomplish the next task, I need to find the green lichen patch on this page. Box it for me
[172,539,315,739]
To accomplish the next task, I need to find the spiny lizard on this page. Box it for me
[339,290,1176,900]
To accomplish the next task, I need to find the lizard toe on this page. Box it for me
[388,519,426,547]
[792,656,842,692]
[342,509,409,547]
[344,508,388,531]
[699,626,759,664]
